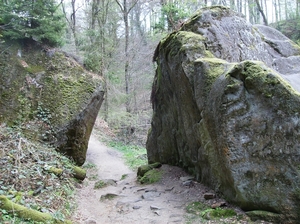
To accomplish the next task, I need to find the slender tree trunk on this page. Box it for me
[124,1,130,112]
[115,0,138,113]
[274,0,279,22]
[277,0,282,21]
[263,0,268,23]
[255,0,268,25]
[61,0,79,52]
[98,1,109,121]
[296,0,300,19]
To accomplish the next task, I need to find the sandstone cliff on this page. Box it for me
[147,6,300,222]
[0,40,104,165]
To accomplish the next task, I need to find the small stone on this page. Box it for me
[84,218,97,224]
[165,186,174,191]
[104,179,117,186]
[154,211,160,216]
[211,201,226,209]
[204,193,216,200]
[145,188,157,192]
[150,205,161,210]
[100,193,119,201]
[182,180,194,187]
[133,205,142,209]
[136,188,147,192]
[141,192,161,200]
[180,176,194,182]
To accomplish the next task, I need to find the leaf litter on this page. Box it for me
[0,123,78,223]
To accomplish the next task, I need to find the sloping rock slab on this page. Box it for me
[0,41,104,165]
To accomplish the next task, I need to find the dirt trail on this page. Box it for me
[72,134,247,224]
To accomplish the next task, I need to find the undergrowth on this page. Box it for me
[0,124,77,223]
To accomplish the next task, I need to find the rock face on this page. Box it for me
[147,6,300,222]
[0,41,104,165]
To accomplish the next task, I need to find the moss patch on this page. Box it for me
[186,201,210,215]
[139,169,162,184]
[94,180,107,189]
[186,201,236,221]
[209,207,237,219]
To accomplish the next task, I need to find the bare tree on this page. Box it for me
[61,0,83,52]
[115,0,139,113]
[255,0,268,25]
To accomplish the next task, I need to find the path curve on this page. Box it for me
[72,134,246,224]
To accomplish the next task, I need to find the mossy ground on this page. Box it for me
[185,201,238,223]
[94,180,107,189]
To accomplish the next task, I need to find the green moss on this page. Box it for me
[120,174,128,180]
[228,60,300,115]
[186,202,210,215]
[0,195,72,223]
[25,65,45,74]
[100,193,118,201]
[94,180,107,189]
[72,166,86,180]
[209,208,237,218]
[195,58,234,105]
[186,202,236,220]
[139,169,162,184]
[137,164,153,177]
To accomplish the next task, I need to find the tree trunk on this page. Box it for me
[115,0,138,113]
[254,0,268,25]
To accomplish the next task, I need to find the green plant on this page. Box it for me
[121,174,128,180]
[94,180,107,189]
[108,141,147,170]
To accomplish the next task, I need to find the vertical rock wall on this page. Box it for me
[147,6,300,222]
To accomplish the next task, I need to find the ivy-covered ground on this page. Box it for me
[0,123,78,223]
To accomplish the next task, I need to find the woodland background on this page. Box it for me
[1,0,299,145]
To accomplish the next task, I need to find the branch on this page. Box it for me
[128,0,139,13]
[115,0,124,13]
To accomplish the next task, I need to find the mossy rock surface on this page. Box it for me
[147,5,300,223]
[139,169,162,184]
[246,210,283,223]
[0,41,104,165]
[0,195,72,223]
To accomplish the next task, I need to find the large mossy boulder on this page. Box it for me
[0,40,104,165]
[147,6,300,223]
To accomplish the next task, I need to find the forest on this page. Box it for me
[1,0,300,223]
[1,0,299,145]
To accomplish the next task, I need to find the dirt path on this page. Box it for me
[71,134,251,224]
